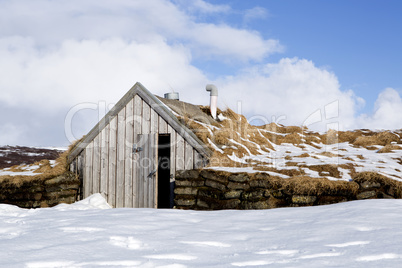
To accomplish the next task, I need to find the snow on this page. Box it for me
[1,194,402,267]
[0,160,56,177]
[224,140,402,181]
[0,165,41,176]
[207,138,224,154]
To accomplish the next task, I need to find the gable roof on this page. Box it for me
[67,82,212,163]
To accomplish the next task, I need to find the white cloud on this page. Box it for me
[244,7,269,23]
[0,0,287,145]
[0,0,279,62]
[216,58,362,131]
[357,88,402,130]
[1,0,400,146]
[189,24,282,61]
[175,0,231,14]
[0,37,207,109]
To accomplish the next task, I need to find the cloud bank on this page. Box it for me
[0,0,401,146]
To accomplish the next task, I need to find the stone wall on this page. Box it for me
[174,169,402,210]
[0,172,80,208]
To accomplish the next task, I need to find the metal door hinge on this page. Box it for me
[147,169,157,179]
[132,144,143,153]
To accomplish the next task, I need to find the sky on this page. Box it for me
[1,0,402,147]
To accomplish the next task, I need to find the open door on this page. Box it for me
[157,134,173,208]
[135,133,157,208]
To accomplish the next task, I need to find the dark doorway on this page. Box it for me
[157,134,172,208]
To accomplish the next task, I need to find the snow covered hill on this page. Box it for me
[0,146,65,170]
[180,108,402,182]
[1,194,402,267]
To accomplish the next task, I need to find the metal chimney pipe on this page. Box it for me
[206,84,218,119]
[164,92,179,100]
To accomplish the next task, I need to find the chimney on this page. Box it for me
[206,84,218,119]
[164,92,179,100]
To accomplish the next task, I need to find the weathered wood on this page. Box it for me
[100,125,109,200]
[116,107,126,208]
[67,83,142,162]
[168,126,176,180]
[68,82,212,163]
[83,149,89,198]
[142,101,151,135]
[150,133,157,208]
[138,134,146,207]
[151,109,158,133]
[176,133,185,171]
[159,117,168,134]
[92,135,101,194]
[84,141,93,197]
[133,95,142,208]
[143,134,149,207]
[184,141,194,170]
[69,162,75,174]
[124,99,134,208]
[68,82,215,209]
[108,116,117,208]
[194,151,204,169]
[136,133,157,208]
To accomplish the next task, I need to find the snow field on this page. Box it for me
[1,194,402,267]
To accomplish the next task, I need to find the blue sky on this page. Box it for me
[195,0,402,112]
[1,0,401,146]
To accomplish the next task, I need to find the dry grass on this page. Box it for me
[356,155,365,160]
[0,140,80,186]
[338,130,364,143]
[319,130,402,147]
[280,125,303,134]
[353,136,378,147]
[187,120,212,144]
[322,129,339,145]
[295,153,310,158]
[254,166,305,177]
[199,105,223,119]
[184,105,402,170]
[282,176,359,195]
[318,151,339,158]
[338,163,357,176]
[248,173,359,196]
[33,160,53,174]
[393,157,402,165]
[353,131,400,147]
[296,164,341,178]
[375,131,400,144]
[377,144,402,153]
[353,171,402,198]
[279,133,303,144]
[181,105,402,197]
[185,107,279,164]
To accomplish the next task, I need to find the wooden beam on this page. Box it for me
[116,107,126,208]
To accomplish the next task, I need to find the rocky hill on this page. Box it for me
[0,146,64,169]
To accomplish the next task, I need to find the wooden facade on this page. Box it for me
[68,83,212,208]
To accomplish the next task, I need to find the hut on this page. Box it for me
[67,82,212,208]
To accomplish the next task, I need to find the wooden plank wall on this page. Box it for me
[77,95,206,208]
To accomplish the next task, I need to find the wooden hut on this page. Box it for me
[67,82,212,208]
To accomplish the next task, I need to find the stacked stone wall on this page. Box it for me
[0,172,79,208]
[174,170,402,210]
